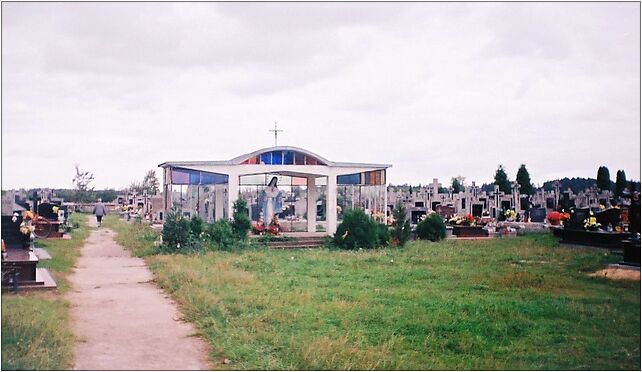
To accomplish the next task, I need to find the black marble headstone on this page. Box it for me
[37,203,58,221]
[595,208,621,229]
[1,215,29,249]
[568,207,590,229]
[472,204,483,218]
[411,210,426,224]
[520,197,530,211]
[529,207,547,223]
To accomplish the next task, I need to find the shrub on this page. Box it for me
[375,223,390,247]
[232,198,251,240]
[161,209,193,250]
[189,216,203,237]
[334,209,383,249]
[204,219,235,250]
[416,213,446,242]
[391,203,411,246]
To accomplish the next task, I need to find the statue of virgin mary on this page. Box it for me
[259,176,282,222]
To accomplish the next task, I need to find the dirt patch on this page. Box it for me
[590,267,641,281]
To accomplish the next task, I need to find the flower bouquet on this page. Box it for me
[448,214,475,226]
[504,209,517,222]
[584,216,602,231]
[267,215,281,235]
[546,211,570,226]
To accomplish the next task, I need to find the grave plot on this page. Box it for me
[1,213,57,291]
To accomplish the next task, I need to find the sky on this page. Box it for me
[2,2,640,190]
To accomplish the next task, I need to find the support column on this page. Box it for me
[214,185,224,221]
[227,173,239,220]
[307,176,317,233]
[327,172,338,235]
[384,184,388,223]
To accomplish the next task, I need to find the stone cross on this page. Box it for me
[431,178,440,198]
[492,185,503,218]
[511,182,520,211]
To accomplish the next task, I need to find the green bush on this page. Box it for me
[161,209,193,250]
[333,209,387,249]
[232,199,251,240]
[204,219,235,250]
[391,203,411,246]
[416,213,446,241]
[375,223,390,247]
[189,216,203,237]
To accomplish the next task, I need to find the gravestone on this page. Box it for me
[479,198,487,209]
[529,207,547,223]
[501,200,511,211]
[561,193,575,210]
[436,205,456,219]
[411,210,426,224]
[520,197,530,211]
[595,208,621,230]
[546,198,556,209]
[568,207,590,229]
[472,204,483,218]
[37,203,58,221]
[431,202,441,211]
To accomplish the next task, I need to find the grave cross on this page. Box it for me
[492,185,503,218]
[269,122,283,147]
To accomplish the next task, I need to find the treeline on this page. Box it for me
[51,189,120,203]
[479,178,641,195]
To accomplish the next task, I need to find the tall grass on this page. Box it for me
[108,216,641,370]
[1,212,90,370]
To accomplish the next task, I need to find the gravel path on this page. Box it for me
[66,215,210,370]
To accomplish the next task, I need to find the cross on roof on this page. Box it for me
[269,122,283,147]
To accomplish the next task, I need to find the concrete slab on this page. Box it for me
[33,248,52,259]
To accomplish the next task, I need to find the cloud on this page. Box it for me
[1,2,639,190]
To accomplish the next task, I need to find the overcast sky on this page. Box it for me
[2,2,640,190]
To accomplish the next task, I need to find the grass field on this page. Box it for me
[1,212,89,370]
[107,217,640,370]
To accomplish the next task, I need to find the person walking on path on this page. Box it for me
[93,199,107,227]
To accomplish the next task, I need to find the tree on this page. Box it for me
[451,177,464,193]
[494,165,511,194]
[142,170,160,195]
[129,170,160,196]
[596,166,611,191]
[516,164,534,195]
[232,198,251,240]
[615,170,627,198]
[391,202,411,247]
[72,164,94,203]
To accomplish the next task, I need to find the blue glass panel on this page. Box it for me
[260,152,271,164]
[201,172,228,185]
[271,151,283,165]
[189,172,201,185]
[364,172,371,184]
[294,152,305,165]
[337,173,361,185]
[283,151,294,165]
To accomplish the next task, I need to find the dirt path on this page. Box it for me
[66,215,210,370]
